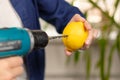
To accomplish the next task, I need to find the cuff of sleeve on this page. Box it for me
[57,7,84,33]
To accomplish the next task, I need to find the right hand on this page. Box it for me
[0,56,24,80]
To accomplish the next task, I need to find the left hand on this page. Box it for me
[0,56,24,80]
[65,14,98,56]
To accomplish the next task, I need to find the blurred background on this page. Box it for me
[40,0,120,80]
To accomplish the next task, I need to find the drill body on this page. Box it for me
[0,27,48,57]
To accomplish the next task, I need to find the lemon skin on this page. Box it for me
[62,22,88,51]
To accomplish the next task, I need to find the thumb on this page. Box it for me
[65,49,72,56]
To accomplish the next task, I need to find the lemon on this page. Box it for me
[62,22,88,51]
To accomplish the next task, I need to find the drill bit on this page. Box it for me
[49,35,68,40]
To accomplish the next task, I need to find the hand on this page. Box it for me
[0,56,24,80]
[65,14,98,56]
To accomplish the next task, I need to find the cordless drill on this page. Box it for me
[0,27,67,57]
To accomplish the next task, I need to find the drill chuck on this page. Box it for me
[31,30,48,49]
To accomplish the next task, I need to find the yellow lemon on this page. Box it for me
[62,22,88,51]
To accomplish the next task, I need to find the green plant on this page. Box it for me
[69,0,120,80]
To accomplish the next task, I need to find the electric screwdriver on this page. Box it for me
[0,27,67,57]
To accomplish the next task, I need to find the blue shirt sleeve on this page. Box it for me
[37,0,84,33]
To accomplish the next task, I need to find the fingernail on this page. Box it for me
[66,51,72,56]
[85,40,90,45]
[84,21,91,30]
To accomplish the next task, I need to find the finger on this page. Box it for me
[84,21,92,30]
[74,14,85,22]
[85,30,93,48]
[0,69,19,80]
[70,14,86,22]
[10,66,24,78]
[81,29,98,49]
[65,49,72,56]
[80,44,86,50]
[5,56,23,68]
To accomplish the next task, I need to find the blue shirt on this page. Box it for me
[10,0,84,80]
